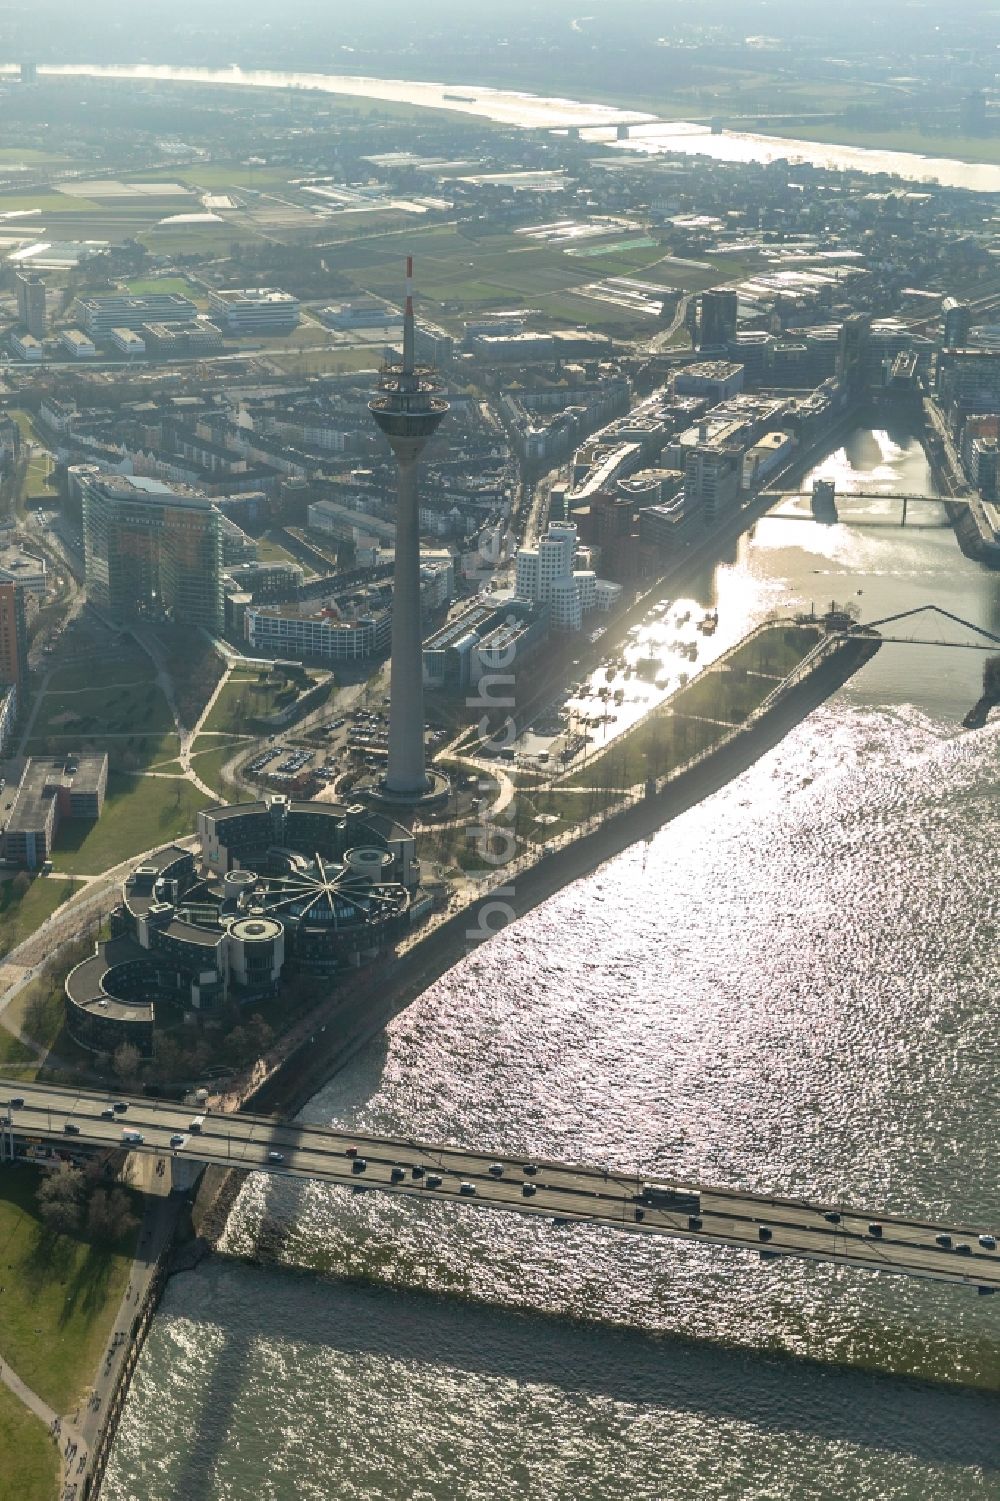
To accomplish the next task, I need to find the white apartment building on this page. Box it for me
[208,288,300,335]
[109,327,146,356]
[10,332,43,361]
[245,605,389,662]
[76,292,197,336]
[60,328,97,359]
[514,521,619,632]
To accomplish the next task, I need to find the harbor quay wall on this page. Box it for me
[82,1256,170,1501]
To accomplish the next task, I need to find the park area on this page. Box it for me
[24,655,212,874]
[0,1382,57,1501]
[0,1169,139,1414]
[562,623,821,792]
[0,873,82,957]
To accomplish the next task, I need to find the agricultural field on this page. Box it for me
[321,221,754,333]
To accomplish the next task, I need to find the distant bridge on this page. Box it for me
[762,490,971,524]
[2,1079,998,1292]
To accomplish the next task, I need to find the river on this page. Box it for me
[100,426,1000,1501]
[15,62,1000,193]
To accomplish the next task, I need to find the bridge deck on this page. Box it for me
[3,1079,997,1291]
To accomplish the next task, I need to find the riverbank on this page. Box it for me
[30,64,1000,192]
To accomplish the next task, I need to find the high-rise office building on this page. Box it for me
[72,467,225,632]
[943,298,972,350]
[368,260,449,804]
[16,273,46,339]
[0,580,28,695]
[837,313,871,389]
[700,289,739,349]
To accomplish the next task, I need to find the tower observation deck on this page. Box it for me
[368,259,450,806]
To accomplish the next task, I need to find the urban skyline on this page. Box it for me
[0,12,995,1501]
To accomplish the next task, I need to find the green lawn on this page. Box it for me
[203,671,300,735]
[31,679,174,742]
[0,1382,58,1501]
[273,347,382,375]
[29,675,174,756]
[24,452,54,500]
[766,122,1000,167]
[255,532,316,575]
[0,1024,38,1071]
[26,670,180,779]
[189,740,245,803]
[11,410,45,446]
[0,875,82,955]
[5,973,103,1076]
[0,1167,139,1412]
[44,655,150,694]
[50,772,209,875]
[126,276,197,297]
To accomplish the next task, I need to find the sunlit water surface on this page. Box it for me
[102,430,1000,1500]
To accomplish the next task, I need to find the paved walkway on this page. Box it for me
[0,1354,58,1428]
[128,624,218,800]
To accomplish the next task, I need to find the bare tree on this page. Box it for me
[112,1042,142,1088]
[37,1163,84,1235]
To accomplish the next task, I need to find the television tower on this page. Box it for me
[369,259,449,802]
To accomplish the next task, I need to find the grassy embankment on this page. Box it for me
[0,1383,58,1501]
[764,122,1000,167]
[0,876,86,1074]
[0,1168,139,1411]
[562,623,821,796]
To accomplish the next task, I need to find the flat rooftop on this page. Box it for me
[6,753,107,836]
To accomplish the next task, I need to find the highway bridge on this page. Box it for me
[2,1079,998,1292]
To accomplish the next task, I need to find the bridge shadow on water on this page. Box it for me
[163,1258,999,1498]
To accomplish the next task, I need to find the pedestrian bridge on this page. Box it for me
[3,1079,997,1292]
[839,605,1000,653]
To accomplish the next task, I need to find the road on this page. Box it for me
[3,1079,998,1292]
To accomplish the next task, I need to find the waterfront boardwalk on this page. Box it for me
[4,1080,998,1293]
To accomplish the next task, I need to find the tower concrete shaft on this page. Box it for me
[369,258,448,799]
